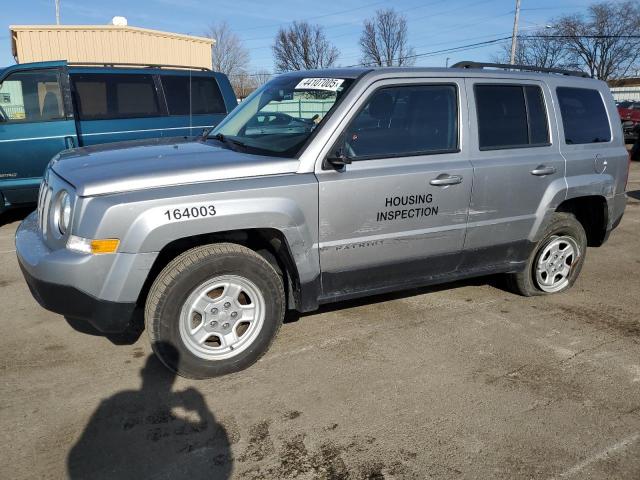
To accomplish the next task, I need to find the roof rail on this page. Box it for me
[451,61,589,78]
[67,62,210,71]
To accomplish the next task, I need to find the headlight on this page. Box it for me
[53,190,72,236]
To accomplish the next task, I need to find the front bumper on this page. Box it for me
[19,261,136,333]
[15,212,154,333]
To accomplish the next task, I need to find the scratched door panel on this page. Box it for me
[316,79,472,298]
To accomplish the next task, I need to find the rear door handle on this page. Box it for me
[430,174,463,186]
[530,165,556,176]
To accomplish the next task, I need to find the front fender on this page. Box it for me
[75,173,320,291]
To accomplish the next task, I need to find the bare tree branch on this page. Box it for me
[272,21,339,72]
[553,1,640,80]
[493,30,572,69]
[359,9,415,67]
[252,70,273,87]
[205,21,250,77]
[205,21,251,96]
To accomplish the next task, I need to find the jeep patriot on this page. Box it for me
[16,62,629,378]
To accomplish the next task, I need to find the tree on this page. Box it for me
[232,73,257,99]
[359,8,415,67]
[205,21,250,95]
[493,30,571,69]
[252,70,273,87]
[272,21,339,71]
[553,1,640,80]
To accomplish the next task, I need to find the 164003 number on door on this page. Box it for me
[164,205,216,221]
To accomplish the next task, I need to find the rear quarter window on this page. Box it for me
[161,76,226,116]
[556,87,611,144]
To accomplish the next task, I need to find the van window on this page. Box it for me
[345,84,458,159]
[475,84,550,150]
[556,87,611,144]
[161,76,226,115]
[71,73,161,120]
[0,69,65,123]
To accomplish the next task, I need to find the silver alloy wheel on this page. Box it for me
[179,275,265,360]
[534,235,580,293]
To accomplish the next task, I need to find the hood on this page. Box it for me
[51,138,299,196]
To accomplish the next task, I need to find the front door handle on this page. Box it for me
[530,165,556,176]
[64,136,75,149]
[430,174,463,186]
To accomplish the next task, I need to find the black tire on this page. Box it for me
[145,243,285,379]
[506,212,587,296]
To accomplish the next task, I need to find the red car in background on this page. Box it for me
[617,101,640,143]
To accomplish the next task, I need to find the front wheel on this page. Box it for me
[507,212,587,296]
[145,243,285,378]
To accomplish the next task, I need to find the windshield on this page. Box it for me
[209,75,354,158]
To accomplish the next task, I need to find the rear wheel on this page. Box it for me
[507,212,587,296]
[145,243,285,378]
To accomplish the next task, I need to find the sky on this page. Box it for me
[0,0,603,72]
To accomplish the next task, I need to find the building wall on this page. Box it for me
[611,86,640,102]
[10,25,213,70]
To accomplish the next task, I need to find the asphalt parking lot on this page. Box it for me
[1,163,639,480]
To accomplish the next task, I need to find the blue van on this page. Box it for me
[0,61,237,212]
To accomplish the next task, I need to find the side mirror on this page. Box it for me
[324,145,352,170]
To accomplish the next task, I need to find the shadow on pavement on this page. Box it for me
[65,309,145,346]
[627,190,640,201]
[0,206,33,227]
[67,342,232,479]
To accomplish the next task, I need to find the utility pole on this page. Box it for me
[55,0,60,25]
[509,0,521,65]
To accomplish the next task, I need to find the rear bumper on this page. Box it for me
[19,260,136,333]
[602,192,627,244]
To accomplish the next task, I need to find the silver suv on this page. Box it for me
[16,62,629,378]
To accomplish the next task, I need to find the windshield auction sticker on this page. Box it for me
[295,78,344,91]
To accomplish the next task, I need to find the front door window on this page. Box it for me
[0,69,65,123]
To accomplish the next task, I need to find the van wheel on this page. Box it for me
[145,243,285,378]
[506,213,587,296]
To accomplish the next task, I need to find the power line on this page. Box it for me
[235,0,389,33]
[346,36,513,67]
[233,31,640,76]
[244,0,497,59]
[230,34,513,75]
[241,0,453,44]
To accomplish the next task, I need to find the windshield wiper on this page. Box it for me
[200,127,213,139]
[209,132,248,151]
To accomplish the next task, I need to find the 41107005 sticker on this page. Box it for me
[164,205,216,221]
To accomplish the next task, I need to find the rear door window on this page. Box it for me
[556,87,611,144]
[475,84,550,150]
[0,69,65,123]
[160,75,226,116]
[71,73,161,120]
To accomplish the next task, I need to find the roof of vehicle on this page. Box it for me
[0,61,225,78]
[66,65,219,76]
[279,66,598,84]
